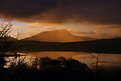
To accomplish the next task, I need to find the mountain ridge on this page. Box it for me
[24,29,93,42]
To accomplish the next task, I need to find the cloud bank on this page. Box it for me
[0,0,121,24]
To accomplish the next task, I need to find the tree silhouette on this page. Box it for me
[0,18,12,68]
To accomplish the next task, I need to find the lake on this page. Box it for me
[25,51,121,68]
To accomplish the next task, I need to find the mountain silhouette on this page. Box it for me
[24,29,93,42]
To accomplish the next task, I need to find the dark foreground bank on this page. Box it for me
[0,57,121,81]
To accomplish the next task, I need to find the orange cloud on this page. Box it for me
[92,25,121,38]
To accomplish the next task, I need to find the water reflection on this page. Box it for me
[28,52,121,68]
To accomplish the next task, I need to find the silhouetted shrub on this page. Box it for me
[1,56,121,81]
[0,57,93,81]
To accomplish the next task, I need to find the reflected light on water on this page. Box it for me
[27,52,121,68]
[5,52,121,68]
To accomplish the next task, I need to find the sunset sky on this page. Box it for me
[0,0,121,39]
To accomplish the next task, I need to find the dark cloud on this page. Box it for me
[0,0,121,24]
[0,0,57,17]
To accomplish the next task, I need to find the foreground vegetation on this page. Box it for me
[0,56,121,81]
[0,57,91,81]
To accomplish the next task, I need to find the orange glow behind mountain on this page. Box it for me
[24,29,93,42]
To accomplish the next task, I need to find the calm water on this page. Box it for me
[26,51,121,68]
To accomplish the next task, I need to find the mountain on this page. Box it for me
[24,29,93,42]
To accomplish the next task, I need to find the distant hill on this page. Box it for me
[18,37,121,54]
[24,29,93,42]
